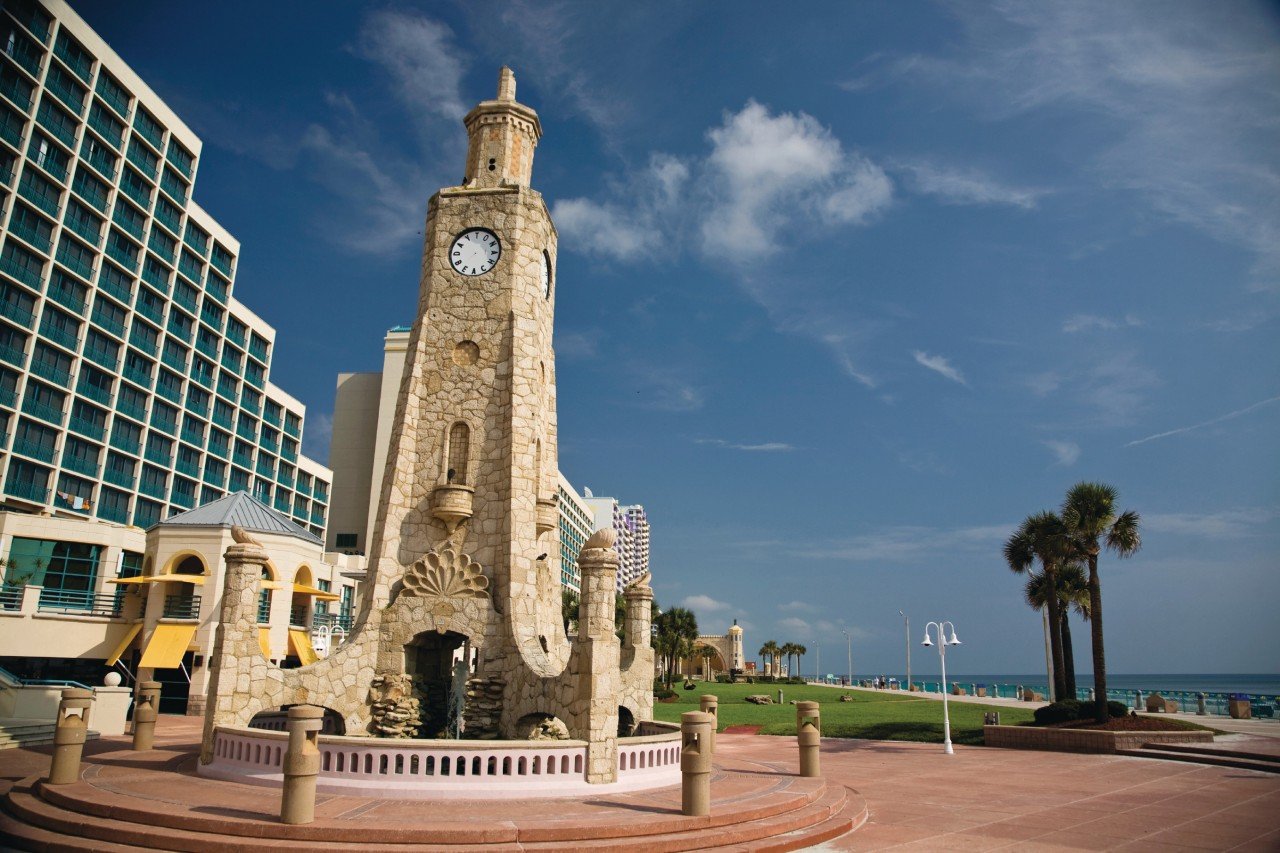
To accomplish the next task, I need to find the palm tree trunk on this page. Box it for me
[1045,566,1067,701]
[1088,554,1108,721]
[1060,611,1076,698]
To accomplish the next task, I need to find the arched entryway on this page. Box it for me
[405,630,471,738]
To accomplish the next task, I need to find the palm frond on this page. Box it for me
[1107,509,1142,557]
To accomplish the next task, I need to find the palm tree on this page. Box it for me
[561,589,579,635]
[1024,563,1089,699]
[1062,482,1141,722]
[700,645,716,680]
[779,642,796,677]
[654,607,699,686]
[765,640,782,677]
[757,643,771,678]
[793,643,807,681]
[1005,511,1073,702]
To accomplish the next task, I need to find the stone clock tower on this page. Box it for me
[201,69,654,785]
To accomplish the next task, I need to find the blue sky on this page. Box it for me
[77,2,1279,676]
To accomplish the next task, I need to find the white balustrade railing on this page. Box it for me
[202,723,681,799]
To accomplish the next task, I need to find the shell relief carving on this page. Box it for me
[402,548,490,599]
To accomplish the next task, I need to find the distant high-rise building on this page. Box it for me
[582,489,650,592]
[0,0,331,535]
[556,472,592,593]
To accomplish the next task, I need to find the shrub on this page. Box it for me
[1033,699,1083,725]
[787,676,805,684]
[653,687,676,701]
[714,674,730,683]
[1106,700,1129,719]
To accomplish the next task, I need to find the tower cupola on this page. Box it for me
[463,67,542,189]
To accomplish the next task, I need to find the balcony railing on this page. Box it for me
[21,397,63,424]
[30,354,70,386]
[103,468,135,489]
[12,437,55,463]
[82,344,118,371]
[96,501,129,524]
[153,201,181,236]
[0,299,35,327]
[181,426,205,446]
[75,379,111,405]
[5,479,49,503]
[175,458,199,477]
[68,416,104,441]
[232,452,253,470]
[159,169,187,205]
[155,382,181,404]
[61,453,99,477]
[311,611,352,632]
[138,478,167,500]
[0,342,28,368]
[90,312,125,341]
[108,433,140,455]
[39,323,78,351]
[38,588,122,618]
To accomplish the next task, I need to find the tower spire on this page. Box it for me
[463,67,542,189]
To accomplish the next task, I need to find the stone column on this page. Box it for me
[573,529,620,783]
[48,689,94,785]
[200,536,271,764]
[699,694,718,754]
[280,705,323,824]
[132,681,161,750]
[796,701,821,778]
[680,710,714,816]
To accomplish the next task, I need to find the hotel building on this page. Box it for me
[582,491,651,592]
[0,0,352,713]
[0,0,332,538]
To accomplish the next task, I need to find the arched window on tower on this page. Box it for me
[447,422,470,485]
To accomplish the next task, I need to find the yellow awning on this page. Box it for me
[260,580,284,590]
[105,622,143,666]
[138,624,197,668]
[108,575,150,585]
[291,583,340,601]
[258,627,273,659]
[288,629,319,666]
[152,574,206,585]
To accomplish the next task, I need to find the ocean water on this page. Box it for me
[895,673,1280,699]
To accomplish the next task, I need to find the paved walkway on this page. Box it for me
[3,715,1278,850]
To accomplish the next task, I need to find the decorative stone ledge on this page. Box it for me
[984,724,1213,754]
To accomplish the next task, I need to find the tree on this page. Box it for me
[561,589,579,635]
[1004,511,1073,701]
[1062,482,1141,722]
[653,607,699,687]
[793,644,807,680]
[1024,564,1089,698]
[760,640,781,677]
[700,645,716,680]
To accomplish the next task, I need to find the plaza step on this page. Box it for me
[0,720,99,750]
[0,771,865,852]
[1116,743,1280,774]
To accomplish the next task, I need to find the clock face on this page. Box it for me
[449,228,501,276]
[541,251,552,299]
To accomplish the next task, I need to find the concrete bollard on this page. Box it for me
[1016,684,1023,700]
[1088,688,1095,702]
[1134,690,1143,710]
[699,694,718,754]
[132,681,161,751]
[680,710,714,817]
[1197,693,1206,715]
[48,688,95,785]
[777,688,783,704]
[796,700,821,778]
[280,705,324,825]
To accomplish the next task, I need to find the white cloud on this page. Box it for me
[1126,393,1280,447]
[696,439,795,453]
[1062,314,1143,333]
[779,601,818,614]
[1043,439,1081,467]
[1143,507,1275,538]
[552,155,688,262]
[912,350,967,385]
[682,594,730,613]
[894,160,1047,209]
[354,10,468,125]
[628,365,703,412]
[701,101,892,260]
[907,2,1280,290]
[798,523,1011,563]
[1029,350,1159,428]
[555,329,603,359]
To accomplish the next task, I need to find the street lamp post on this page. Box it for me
[921,620,961,755]
[899,610,910,691]
[841,629,852,688]
[815,643,820,683]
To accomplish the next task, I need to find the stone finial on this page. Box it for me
[230,525,262,546]
[584,527,616,550]
[498,66,516,102]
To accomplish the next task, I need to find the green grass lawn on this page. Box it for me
[650,682,1035,746]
